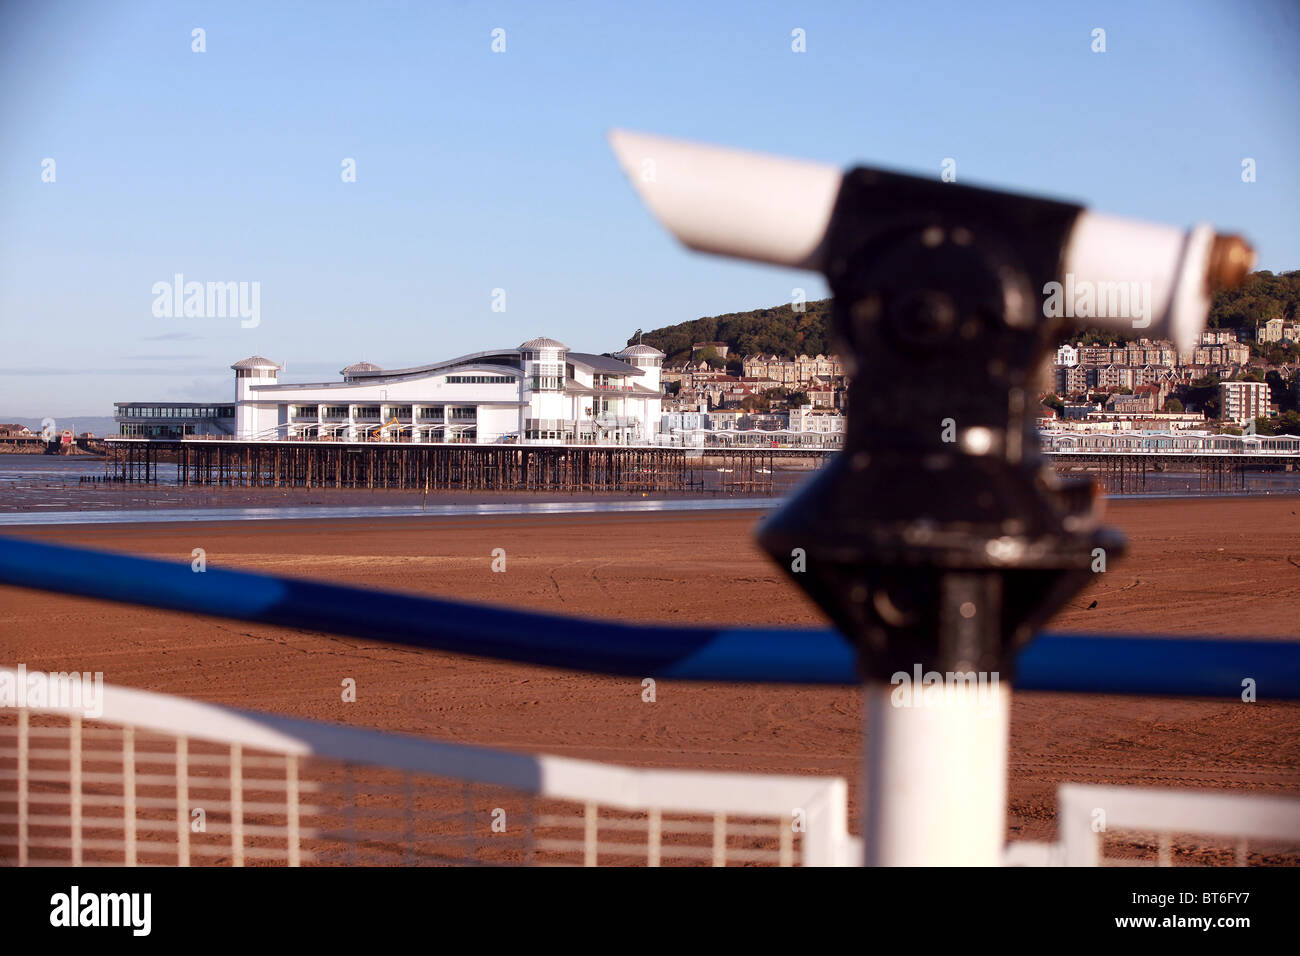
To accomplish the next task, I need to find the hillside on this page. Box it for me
[630,271,1299,359]
[631,299,833,362]
[1206,270,1300,331]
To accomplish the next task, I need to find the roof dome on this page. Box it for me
[519,336,568,351]
[340,361,382,374]
[614,343,665,357]
[230,355,280,370]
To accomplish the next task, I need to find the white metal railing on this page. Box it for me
[5,669,1297,867]
[1005,784,1300,867]
[0,668,851,867]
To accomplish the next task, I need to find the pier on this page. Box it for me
[1046,451,1300,492]
[103,439,811,495]
[101,438,1300,496]
[1041,432,1300,493]
[1053,452,1256,493]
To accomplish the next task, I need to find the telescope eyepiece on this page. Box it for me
[1208,234,1255,291]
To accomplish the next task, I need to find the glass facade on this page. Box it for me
[119,423,199,437]
[115,404,234,419]
[445,375,514,385]
[524,418,575,441]
[529,363,564,390]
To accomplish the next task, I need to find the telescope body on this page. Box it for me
[609,130,1239,352]
[610,129,1254,867]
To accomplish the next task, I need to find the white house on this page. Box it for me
[789,405,847,438]
[1056,344,1079,367]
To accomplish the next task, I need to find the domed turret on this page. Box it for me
[518,336,569,351]
[231,355,280,372]
[232,357,281,439]
[341,361,382,382]
[613,343,664,390]
[232,355,280,391]
[519,336,568,392]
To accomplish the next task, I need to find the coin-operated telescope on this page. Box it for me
[610,130,1253,865]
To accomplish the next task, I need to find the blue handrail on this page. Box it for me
[0,536,1295,697]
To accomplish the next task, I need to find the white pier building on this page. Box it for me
[219,337,664,444]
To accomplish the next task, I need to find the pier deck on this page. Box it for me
[103,439,813,494]
[102,439,1300,496]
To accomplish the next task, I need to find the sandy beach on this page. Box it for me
[1,495,1298,859]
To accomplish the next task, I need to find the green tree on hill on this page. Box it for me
[1266,369,1296,413]
[1207,270,1300,332]
[1265,342,1299,365]
[632,270,1297,363]
[693,346,725,369]
[634,299,835,361]
[1182,374,1221,417]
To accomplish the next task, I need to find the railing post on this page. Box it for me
[802,777,850,867]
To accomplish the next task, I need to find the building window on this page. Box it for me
[446,375,514,385]
[529,362,565,390]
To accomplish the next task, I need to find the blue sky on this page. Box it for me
[1,0,1296,417]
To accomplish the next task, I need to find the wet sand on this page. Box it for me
[1,496,1298,859]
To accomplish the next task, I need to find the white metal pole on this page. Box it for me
[864,677,1010,866]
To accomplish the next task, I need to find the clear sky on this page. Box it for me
[1,0,1296,417]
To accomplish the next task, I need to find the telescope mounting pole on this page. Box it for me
[758,168,1123,865]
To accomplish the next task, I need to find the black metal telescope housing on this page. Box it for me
[758,170,1124,682]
